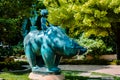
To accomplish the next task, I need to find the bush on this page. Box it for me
[76,34,113,58]
[0,60,28,72]
[60,58,110,65]
[0,45,14,57]
[110,60,120,65]
[12,42,24,56]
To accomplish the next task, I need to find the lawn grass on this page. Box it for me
[62,70,89,80]
[0,72,29,80]
[62,70,120,80]
[0,71,120,80]
[92,72,120,80]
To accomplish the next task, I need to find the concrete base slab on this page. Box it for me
[29,72,65,80]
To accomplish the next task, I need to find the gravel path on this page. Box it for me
[59,65,120,77]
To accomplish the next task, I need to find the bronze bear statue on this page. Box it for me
[24,25,87,74]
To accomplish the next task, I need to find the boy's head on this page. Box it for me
[40,9,48,16]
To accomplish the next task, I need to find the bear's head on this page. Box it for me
[46,26,87,57]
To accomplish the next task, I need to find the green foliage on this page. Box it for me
[0,0,36,18]
[0,18,22,44]
[0,42,24,57]
[0,0,45,44]
[111,60,120,65]
[44,0,120,37]
[0,0,30,44]
[76,34,113,58]
[0,46,14,57]
[12,42,24,55]
[0,60,28,71]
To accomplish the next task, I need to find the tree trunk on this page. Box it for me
[111,22,120,60]
[115,31,120,60]
[116,43,120,59]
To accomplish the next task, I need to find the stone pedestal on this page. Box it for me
[29,72,65,80]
